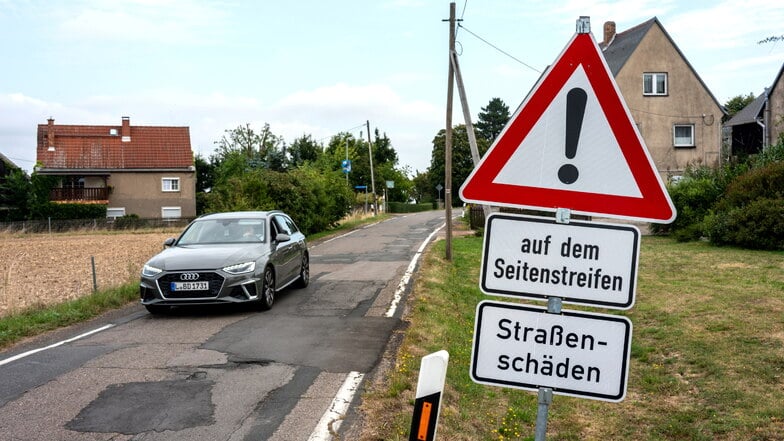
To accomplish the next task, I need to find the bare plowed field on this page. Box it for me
[0,231,177,317]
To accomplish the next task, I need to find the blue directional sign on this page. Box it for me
[341,159,352,173]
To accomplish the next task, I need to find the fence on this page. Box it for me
[0,217,195,234]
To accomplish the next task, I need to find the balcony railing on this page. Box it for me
[50,187,109,202]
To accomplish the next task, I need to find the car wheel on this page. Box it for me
[294,252,309,288]
[256,266,276,311]
[145,304,170,315]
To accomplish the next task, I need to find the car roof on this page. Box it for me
[194,211,284,221]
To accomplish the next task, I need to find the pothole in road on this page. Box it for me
[67,378,215,434]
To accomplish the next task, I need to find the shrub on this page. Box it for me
[705,198,784,250]
[650,177,722,240]
[714,161,784,211]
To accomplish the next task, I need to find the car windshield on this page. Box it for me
[177,218,265,245]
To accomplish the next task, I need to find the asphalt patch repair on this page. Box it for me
[67,378,215,434]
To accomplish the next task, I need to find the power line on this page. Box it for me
[455,0,468,38]
[4,156,35,164]
[316,123,366,143]
[457,23,542,74]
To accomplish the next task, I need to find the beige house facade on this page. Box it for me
[601,18,726,181]
[36,117,196,219]
[767,64,784,146]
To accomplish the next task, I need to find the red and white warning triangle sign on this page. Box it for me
[460,31,676,223]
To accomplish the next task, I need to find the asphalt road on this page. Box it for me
[0,210,448,441]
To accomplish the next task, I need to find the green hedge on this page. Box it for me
[36,202,107,220]
[387,202,433,213]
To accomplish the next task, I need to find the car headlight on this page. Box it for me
[142,264,163,277]
[223,261,256,275]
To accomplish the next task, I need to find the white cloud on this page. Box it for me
[667,1,784,51]
[0,84,441,174]
[54,0,228,44]
[542,0,676,26]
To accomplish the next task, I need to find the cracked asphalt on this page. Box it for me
[0,210,447,440]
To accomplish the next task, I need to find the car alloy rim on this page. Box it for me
[264,268,274,304]
[302,255,309,283]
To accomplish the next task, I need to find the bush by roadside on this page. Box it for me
[652,139,784,249]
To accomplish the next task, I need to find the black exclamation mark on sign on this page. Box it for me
[558,88,587,185]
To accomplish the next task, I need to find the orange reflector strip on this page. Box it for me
[417,402,432,440]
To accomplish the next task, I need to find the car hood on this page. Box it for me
[146,244,269,271]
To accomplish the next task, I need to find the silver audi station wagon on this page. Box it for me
[139,211,309,314]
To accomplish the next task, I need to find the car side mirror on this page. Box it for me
[163,237,176,248]
[275,233,291,243]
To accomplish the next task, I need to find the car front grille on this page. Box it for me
[157,272,224,299]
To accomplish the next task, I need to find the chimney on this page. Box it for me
[121,116,131,142]
[47,117,55,151]
[603,21,616,46]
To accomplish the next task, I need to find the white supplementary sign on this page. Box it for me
[470,300,632,402]
[481,213,640,309]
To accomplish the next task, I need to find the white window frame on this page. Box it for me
[106,207,126,219]
[643,72,668,96]
[161,206,182,219]
[673,124,695,147]
[161,177,180,192]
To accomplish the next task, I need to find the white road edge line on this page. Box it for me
[0,323,115,367]
[307,371,365,441]
[384,222,446,318]
[306,218,448,441]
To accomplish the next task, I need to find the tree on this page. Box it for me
[476,97,511,142]
[411,170,432,203]
[214,123,288,171]
[723,93,756,123]
[0,168,31,221]
[758,36,784,44]
[288,134,323,168]
[372,128,398,165]
[194,154,214,193]
[429,124,490,206]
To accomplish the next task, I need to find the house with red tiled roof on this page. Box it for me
[599,18,726,181]
[36,116,196,219]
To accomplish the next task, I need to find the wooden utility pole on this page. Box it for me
[366,120,377,215]
[443,2,456,261]
[451,50,491,220]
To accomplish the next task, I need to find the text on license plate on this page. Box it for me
[170,281,209,291]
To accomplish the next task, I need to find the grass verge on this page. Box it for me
[0,284,138,350]
[357,235,784,440]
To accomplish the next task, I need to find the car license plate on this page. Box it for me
[170,281,209,291]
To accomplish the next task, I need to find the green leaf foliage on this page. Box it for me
[714,161,784,211]
[706,198,784,250]
[204,164,352,235]
[651,177,722,241]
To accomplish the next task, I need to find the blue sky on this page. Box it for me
[1,0,783,174]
